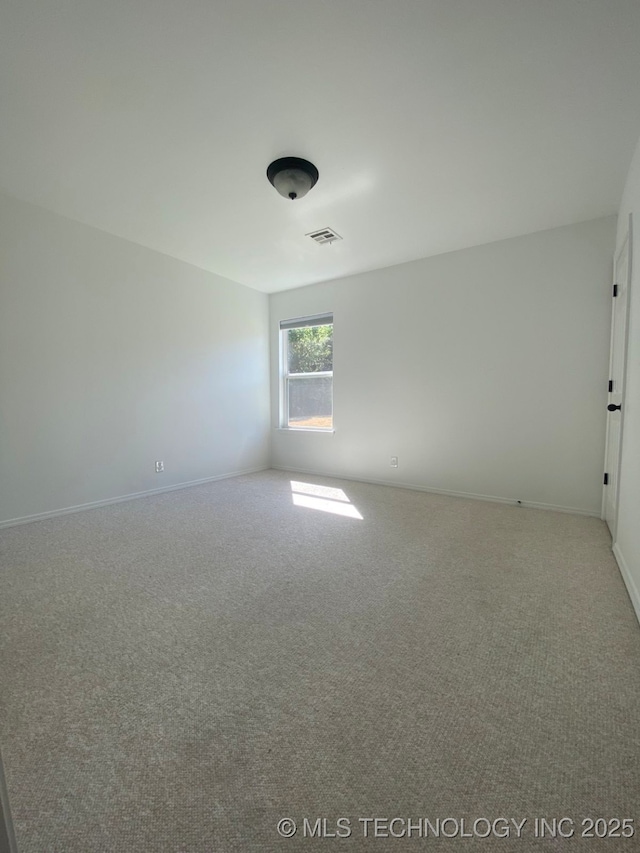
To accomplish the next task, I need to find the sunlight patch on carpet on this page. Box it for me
[290,481,363,519]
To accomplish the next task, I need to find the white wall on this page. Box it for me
[613,134,640,621]
[270,217,615,514]
[0,193,270,524]
[0,193,619,527]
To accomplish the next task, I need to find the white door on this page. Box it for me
[603,214,632,537]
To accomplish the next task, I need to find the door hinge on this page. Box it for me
[613,284,618,297]
[608,380,614,393]
[604,473,609,485]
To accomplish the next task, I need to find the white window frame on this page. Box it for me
[279,313,334,431]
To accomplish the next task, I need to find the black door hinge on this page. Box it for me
[613,284,618,297]
[608,380,614,393]
[604,473,609,485]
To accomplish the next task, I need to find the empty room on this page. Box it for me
[2,1,640,851]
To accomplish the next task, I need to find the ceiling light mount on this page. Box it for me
[267,156,319,201]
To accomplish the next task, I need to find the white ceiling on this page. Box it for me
[2,0,640,293]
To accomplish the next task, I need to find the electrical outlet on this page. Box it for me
[390,457,398,468]
[155,461,164,473]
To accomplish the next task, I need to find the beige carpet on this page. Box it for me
[1,470,639,852]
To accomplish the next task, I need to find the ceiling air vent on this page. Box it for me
[307,227,342,245]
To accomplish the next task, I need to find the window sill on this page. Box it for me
[275,427,335,434]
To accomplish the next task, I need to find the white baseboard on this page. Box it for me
[271,465,600,517]
[0,466,269,529]
[612,543,640,627]
[0,463,602,530]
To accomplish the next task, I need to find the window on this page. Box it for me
[280,313,333,430]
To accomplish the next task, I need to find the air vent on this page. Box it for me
[307,227,342,245]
